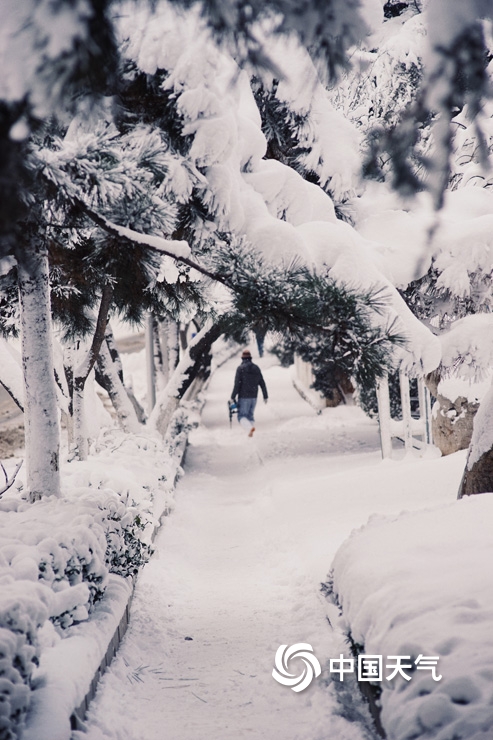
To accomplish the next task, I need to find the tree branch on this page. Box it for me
[0,459,23,497]
[76,199,231,288]
[74,283,114,385]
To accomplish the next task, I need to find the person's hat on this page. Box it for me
[241,349,252,358]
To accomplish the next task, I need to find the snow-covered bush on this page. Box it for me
[0,582,49,740]
[0,496,109,630]
[164,405,196,461]
[329,495,493,740]
[102,501,153,579]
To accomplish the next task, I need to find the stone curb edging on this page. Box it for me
[70,588,135,733]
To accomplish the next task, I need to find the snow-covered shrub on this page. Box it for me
[0,496,109,631]
[0,582,50,740]
[165,404,198,462]
[330,495,493,740]
[99,500,153,579]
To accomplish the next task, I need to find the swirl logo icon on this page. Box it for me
[272,643,322,692]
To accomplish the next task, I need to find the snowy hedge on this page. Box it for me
[329,495,493,740]
[0,402,197,740]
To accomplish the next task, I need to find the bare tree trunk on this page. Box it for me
[145,312,156,415]
[157,319,170,386]
[72,378,89,460]
[96,340,141,433]
[152,316,165,389]
[167,319,180,374]
[104,325,124,381]
[72,284,113,460]
[149,321,222,436]
[458,384,493,498]
[179,323,189,351]
[100,326,146,423]
[16,242,60,500]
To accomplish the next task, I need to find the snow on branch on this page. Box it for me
[97,217,191,260]
[0,460,23,497]
[440,314,493,379]
[77,205,190,259]
[78,200,229,286]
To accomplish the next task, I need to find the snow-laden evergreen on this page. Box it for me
[2,1,493,738]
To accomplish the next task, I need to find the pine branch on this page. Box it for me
[74,198,231,287]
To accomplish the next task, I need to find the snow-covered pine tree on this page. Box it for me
[322,2,493,464]
[21,114,210,457]
[4,0,493,496]
[0,0,118,498]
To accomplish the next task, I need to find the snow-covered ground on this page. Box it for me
[79,354,466,740]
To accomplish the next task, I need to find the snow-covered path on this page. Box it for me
[82,356,462,740]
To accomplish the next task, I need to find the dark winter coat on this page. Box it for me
[232,359,268,401]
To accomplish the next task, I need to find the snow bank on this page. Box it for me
[331,494,493,740]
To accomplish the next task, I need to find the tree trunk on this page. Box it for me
[99,326,146,423]
[157,319,170,386]
[72,284,113,460]
[16,242,60,500]
[96,340,141,433]
[152,315,165,389]
[149,322,222,436]
[167,319,180,375]
[458,384,493,498]
[145,312,156,415]
[72,375,89,460]
[104,325,124,382]
[179,323,190,351]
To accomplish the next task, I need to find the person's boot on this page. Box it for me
[248,426,255,438]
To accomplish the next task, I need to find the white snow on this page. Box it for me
[93,216,191,260]
[331,494,493,740]
[439,314,493,379]
[23,577,132,740]
[78,355,470,740]
[437,374,491,406]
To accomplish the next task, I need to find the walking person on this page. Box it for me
[231,349,268,437]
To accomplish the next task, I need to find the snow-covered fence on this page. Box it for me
[376,372,433,459]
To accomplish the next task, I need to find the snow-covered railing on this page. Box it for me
[376,372,433,459]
